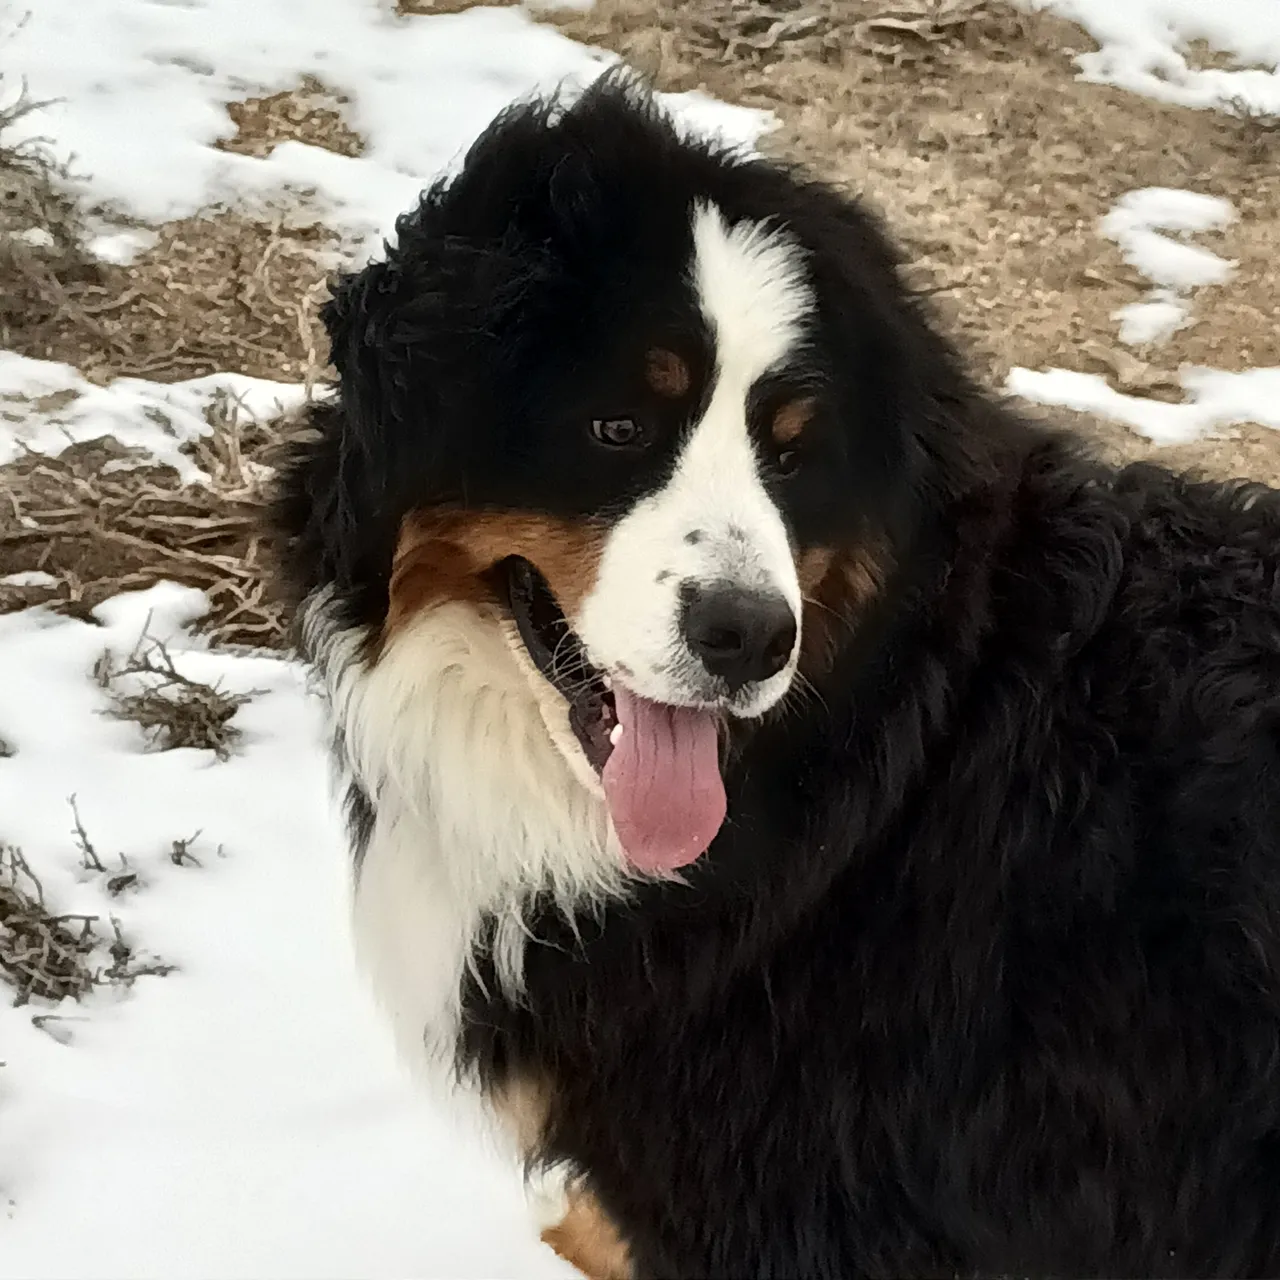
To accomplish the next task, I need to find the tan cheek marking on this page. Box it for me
[797,545,835,597]
[771,396,816,448]
[798,539,891,673]
[644,347,691,399]
[541,1188,634,1280]
[385,509,607,638]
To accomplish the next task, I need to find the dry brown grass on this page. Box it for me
[0,83,102,361]
[2,70,339,385]
[0,390,306,646]
[674,0,1021,69]
[397,0,517,12]
[0,844,101,1004]
[220,76,364,160]
[0,837,173,1008]
[16,213,333,384]
[98,634,253,759]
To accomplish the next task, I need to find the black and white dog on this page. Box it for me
[272,74,1280,1278]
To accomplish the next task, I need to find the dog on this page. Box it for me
[270,73,1280,1278]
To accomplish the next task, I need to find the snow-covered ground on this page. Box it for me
[3,0,1280,1276]
[1010,0,1280,436]
[3,0,769,257]
[0,586,574,1279]
[0,3,769,1276]
[1028,0,1280,116]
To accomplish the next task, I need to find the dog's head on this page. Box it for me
[275,76,972,875]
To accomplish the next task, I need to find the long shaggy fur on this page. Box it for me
[272,75,1280,1278]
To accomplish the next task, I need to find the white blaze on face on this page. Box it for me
[576,201,812,717]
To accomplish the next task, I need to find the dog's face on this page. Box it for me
[288,82,954,875]
[571,204,807,722]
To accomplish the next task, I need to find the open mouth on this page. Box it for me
[499,556,728,874]
[501,556,618,772]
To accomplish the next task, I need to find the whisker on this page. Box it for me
[801,592,841,622]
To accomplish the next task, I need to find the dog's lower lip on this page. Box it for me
[501,556,616,771]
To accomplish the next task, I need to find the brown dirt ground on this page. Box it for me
[3,0,1280,644]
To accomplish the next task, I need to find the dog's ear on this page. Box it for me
[266,258,412,619]
[320,259,408,584]
[780,179,995,505]
[323,260,401,507]
[269,235,516,619]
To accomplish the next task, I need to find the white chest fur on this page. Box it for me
[304,593,630,1068]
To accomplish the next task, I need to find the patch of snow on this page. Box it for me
[5,2,773,254]
[1101,188,1235,292]
[86,227,161,266]
[1102,188,1238,241]
[1007,364,1280,446]
[0,571,58,589]
[1099,188,1235,348]
[0,353,309,482]
[1114,295,1190,346]
[0,583,575,1280]
[1026,0,1280,116]
[12,228,55,250]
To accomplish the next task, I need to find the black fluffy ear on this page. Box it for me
[322,259,402,530]
[267,258,409,627]
[267,227,517,630]
[780,178,999,506]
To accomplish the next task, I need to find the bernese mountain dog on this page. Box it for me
[270,73,1280,1279]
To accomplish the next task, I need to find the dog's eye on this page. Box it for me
[591,417,644,448]
[776,447,801,476]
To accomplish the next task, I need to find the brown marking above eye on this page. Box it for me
[385,509,605,639]
[644,347,691,399]
[771,396,816,448]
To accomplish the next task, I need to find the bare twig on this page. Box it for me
[0,398,310,647]
[100,632,253,758]
[170,832,204,867]
[68,794,106,873]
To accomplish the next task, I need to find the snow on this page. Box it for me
[85,228,161,268]
[1028,0,1280,116]
[1007,185,1277,444]
[0,571,58,589]
[1113,296,1188,348]
[1101,189,1235,293]
[5,0,772,255]
[0,584,576,1279]
[1007,365,1280,446]
[0,352,309,480]
[1101,188,1235,347]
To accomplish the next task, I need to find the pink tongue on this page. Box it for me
[601,687,727,873]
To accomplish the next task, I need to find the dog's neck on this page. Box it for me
[304,592,630,1067]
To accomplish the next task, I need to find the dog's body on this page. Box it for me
[272,78,1280,1278]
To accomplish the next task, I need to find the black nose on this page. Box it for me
[680,583,798,692]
